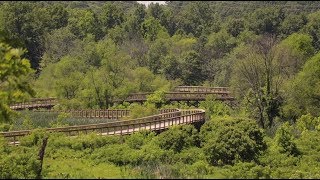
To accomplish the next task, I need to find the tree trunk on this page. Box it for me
[36,136,49,179]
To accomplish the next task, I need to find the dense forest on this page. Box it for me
[1,1,320,178]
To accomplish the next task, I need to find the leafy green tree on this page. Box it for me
[99,2,124,33]
[161,54,182,80]
[296,113,319,132]
[199,95,232,120]
[145,90,167,108]
[274,33,314,79]
[41,27,77,67]
[200,117,267,165]
[279,13,307,38]
[225,18,245,37]
[176,2,218,37]
[147,39,169,74]
[274,122,300,156]
[181,51,205,85]
[0,2,43,69]
[67,8,102,40]
[248,7,285,35]
[283,52,320,118]
[124,3,146,39]
[141,17,169,42]
[0,43,34,123]
[303,10,320,50]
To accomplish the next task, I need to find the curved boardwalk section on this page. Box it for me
[9,86,234,110]
[0,109,205,145]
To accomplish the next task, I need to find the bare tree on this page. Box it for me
[231,34,282,128]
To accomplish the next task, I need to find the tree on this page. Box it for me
[67,8,102,40]
[181,51,205,86]
[175,2,218,37]
[0,2,43,69]
[248,7,285,35]
[141,17,168,42]
[147,39,169,74]
[274,33,314,79]
[200,117,267,165]
[302,10,320,50]
[283,52,320,119]
[274,122,300,156]
[0,43,34,123]
[41,27,77,67]
[124,3,146,39]
[99,2,124,33]
[279,13,307,38]
[225,18,245,37]
[230,35,282,128]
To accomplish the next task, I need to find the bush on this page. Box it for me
[274,122,300,156]
[91,143,139,166]
[174,147,206,164]
[200,117,267,165]
[220,162,271,179]
[125,130,155,150]
[0,123,12,132]
[296,113,319,132]
[128,103,158,119]
[157,125,199,153]
[19,129,48,147]
[199,95,232,119]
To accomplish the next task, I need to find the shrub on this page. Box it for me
[274,122,300,156]
[157,125,199,153]
[200,117,267,165]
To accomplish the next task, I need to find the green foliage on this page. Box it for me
[283,52,320,118]
[280,13,307,37]
[67,8,102,40]
[0,123,11,132]
[248,7,285,35]
[205,29,236,59]
[19,128,48,147]
[177,160,210,179]
[303,10,320,50]
[91,143,137,166]
[200,117,267,165]
[49,112,70,128]
[273,122,300,156]
[275,33,314,79]
[174,147,206,164]
[0,42,34,123]
[296,113,320,132]
[0,147,41,179]
[181,50,205,85]
[225,18,245,37]
[141,17,168,42]
[128,103,158,119]
[125,130,156,150]
[199,95,232,119]
[157,125,199,153]
[145,90,167,108]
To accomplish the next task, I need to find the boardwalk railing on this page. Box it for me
[9,86,234,110]
[120,92,234,103]
[34,109,131,119]
[10,98,57,110]
[0,109,205,145]
[173,86,230,93]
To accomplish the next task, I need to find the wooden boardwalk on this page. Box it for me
[0,109,205,145]
[9,86,234,110]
